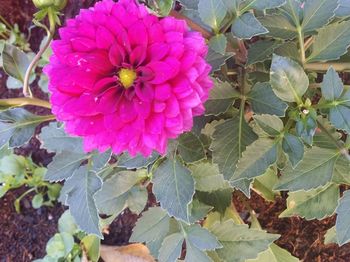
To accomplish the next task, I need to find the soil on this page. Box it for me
[1,0,350,262]
[0,188,65,262]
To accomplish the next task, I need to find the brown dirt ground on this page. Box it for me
[1,1,350,261]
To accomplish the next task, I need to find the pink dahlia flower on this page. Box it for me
[44,0,212,156]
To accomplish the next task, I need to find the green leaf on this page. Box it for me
[209,220,280,262]
[274,147,340,191]
[295,115,317,145]
[179,0,199,10]
[32,194,44,209]
[301,0,338,32]
[246,243,299,262]
[254,115,284,136]
[126,186,148,214]
[248,82,288,117]
[321,67,344,101]
[336,190,350,245]
[210,115,258,180]
[116,151,159,169]
[159,233,184,262]
[198,0,227,31]
[152,0,174,16]
[81,235,100,262]
[38,74,49,93]
[189,199,213,223]
[95,171,142,215]
[258,14,297,40]
[46,233,74,259]
[231,138,278,181]
[152,158,195,223]
[207,48,233,72]
[241,0,286,10]
[196,188,232,213]
[205,79,238,116]
[324,226,337,244]
[209,34,227,55]
[58,210,78,235]
[329,105,350,133]
[270,54,309,103]
[45,151,87,182]
[178,132,205,163]
[2,43,29,82]
[221,0,239,12]
[231,178,252,197]
[185,242,212,262]
[280,183,339,220]
[130,207,171,257]
[159,221,222,262]
[190,162,228,192]
[247,40,282,66]
[314,118,341,150]
[231,13,268,39]
[336,0,350,17]
[90,150,111,172]
[253,168,279,202]
[0,108,53,148]
[0,154,26,176]
[185,224,222,251]
[282,134,304,168]
[6,76,22,89]
[332,155,350,185]
[38,122,84,153]
[307,21,350,62]
[280,0,302,26]
[274,42,300,61]
[62,167,102,237]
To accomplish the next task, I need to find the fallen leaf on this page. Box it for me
[100,243,155,262]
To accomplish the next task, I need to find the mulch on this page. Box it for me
[1,0,350,261]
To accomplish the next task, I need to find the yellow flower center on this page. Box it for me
[119,68,137,89]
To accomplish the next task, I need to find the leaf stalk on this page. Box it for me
[23,7,56,97]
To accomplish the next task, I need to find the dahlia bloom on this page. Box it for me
[45,0,212,156]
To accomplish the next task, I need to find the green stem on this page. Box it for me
[316,119,350,161]
[297,27,306,65]
[23,8,56,97]
[0,97,52,109]
[14,187,36,213]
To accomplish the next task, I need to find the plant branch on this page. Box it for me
[23,8,56,97]
[305,62,350,72]
[169,10,212,39]
[0,97,52,109]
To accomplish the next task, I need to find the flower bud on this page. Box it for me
[33,0,67,10]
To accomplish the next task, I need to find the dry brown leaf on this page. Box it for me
[100,243,155,262]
